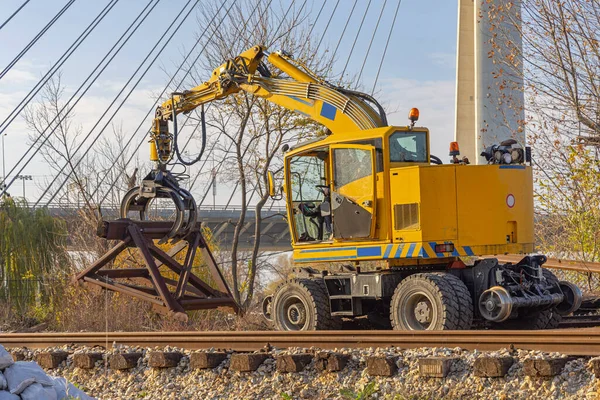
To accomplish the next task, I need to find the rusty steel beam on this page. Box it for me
[494,254,600,274]
[128,224,184,314]
[96,268,149,279]
[1,329,600,355]
[74,238,131,281]
[77,219,239,316]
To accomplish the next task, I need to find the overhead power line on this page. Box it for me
[0,0,31,31]
[314,0,340,54]
[371,0,402,95]
[94,0,277,205]
[0,0,120,134]
[36,0,202,206]
[0,0,153,198]
[356,0,388,85]
[0,0,77,81]
[339,0,372,81]
[330,0,358,67]
[89,0,240,205]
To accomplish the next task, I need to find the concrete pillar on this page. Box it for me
[455,0,525,164]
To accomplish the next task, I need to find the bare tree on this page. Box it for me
[488,1,600,282]
[23,73,143,260]
[162,0,335,311]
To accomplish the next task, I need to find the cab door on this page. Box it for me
[329,144,377,239]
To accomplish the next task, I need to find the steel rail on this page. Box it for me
[2,329,600,355]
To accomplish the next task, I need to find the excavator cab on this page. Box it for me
[286,142,377,245]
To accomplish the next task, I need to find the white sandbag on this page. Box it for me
[20,382,58,400]
[0,371,6,390]
[0,391,19,400]
[0,345,14,369]
[4,361,53,394]
[53,377,95,400]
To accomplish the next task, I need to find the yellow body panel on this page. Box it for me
[288,126,534,265]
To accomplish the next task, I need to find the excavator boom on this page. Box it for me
[151,45,387,164]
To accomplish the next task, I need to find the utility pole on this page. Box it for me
[211,168,217,210]
[16,175,32,200]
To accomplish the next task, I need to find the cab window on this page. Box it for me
[289,156,325,202]
[333,148,371,188]
[389,131,428,162]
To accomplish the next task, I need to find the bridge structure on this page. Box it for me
[44,203,292,251]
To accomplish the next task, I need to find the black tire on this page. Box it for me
[272,279,342,331]
[493,268,562,330]
[390,273,461,330]
[433,273,474,330]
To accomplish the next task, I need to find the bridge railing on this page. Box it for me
[39,202,288,213]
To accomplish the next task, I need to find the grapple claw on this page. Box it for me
[120,170,197,241]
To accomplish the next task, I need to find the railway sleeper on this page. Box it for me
[264,256,583,331]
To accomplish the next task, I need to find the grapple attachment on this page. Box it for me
[120,169,197,242]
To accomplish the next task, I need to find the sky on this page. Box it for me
[0,0,458,204]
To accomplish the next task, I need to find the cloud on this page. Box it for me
[0,68,37,84]
[428,52,456,70]
[379,78,456,158]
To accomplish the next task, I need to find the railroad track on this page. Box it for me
[2,329,600,356]
[560,314,600,329]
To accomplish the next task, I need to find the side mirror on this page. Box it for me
[267,171,275,197]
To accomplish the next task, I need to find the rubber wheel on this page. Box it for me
[433,273,473,330]
[390,273,462,330]
[272,279,342,331]
[493,268,562,330]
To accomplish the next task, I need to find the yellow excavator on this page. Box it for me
[119,44,582,331]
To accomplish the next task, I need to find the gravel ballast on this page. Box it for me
[6,344,600,399]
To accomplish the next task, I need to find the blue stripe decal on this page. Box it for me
[451,249,460,257]
[357,247,382,257]
[429,242,444,257]
[406,243,416,258]
[464,246,474,256]
[298,256,358,262]
[394,244,404,258]
[383,244,392,259]
[499,165,526,170]
[299,247,357,254]
[420,248,429,258]
[320,102,337,120]
[288,95,314,106]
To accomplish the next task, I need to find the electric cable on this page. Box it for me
[0,0,31,31]
[300,0,328,54]
[371,0,402,95]
[0,0,155,197]
[266,0,307,48]
[91,0,239,204]
[329,0,358,67]
[188,0,303,204]
[172,0,268,166]
[339,0,372,81]
[0,0,118,134]
[99,0,269,203]
[356,0,387,84]
[0,0,77,81]
[314,0,340,54]
[35,0,201,206]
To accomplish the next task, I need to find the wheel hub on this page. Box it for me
[287,303,306,326]
[414,301,432,323]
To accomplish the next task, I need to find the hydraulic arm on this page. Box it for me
[121,44,387,240]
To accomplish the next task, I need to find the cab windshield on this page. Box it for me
[388,131,428,163]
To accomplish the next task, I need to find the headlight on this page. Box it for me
[502,152,512,164]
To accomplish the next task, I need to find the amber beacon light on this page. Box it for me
[408,108,420,126]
